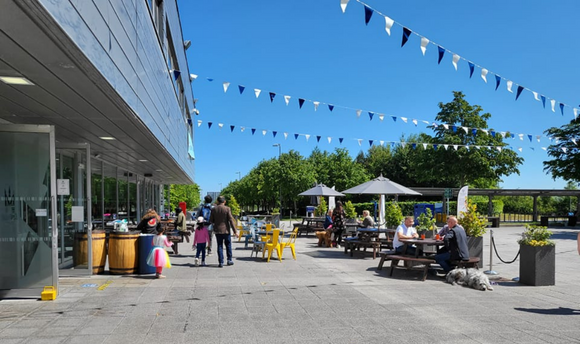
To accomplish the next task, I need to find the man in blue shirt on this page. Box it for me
[435,216,470,272]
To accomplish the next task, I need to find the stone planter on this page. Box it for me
[519,244,555,286]
[467,236,483,268]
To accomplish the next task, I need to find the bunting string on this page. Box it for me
[195,119,564,154]
[193,73,571,145]
[348,0,577,118]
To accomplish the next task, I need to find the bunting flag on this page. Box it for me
[402,27,411,47]
[437,46,445,64]
[340,0,349,13]
[364,5,373,25]
[230,125,235,132]
[284,132,288,139]
[495,75,501,90]
[541,95,546,108]
[574,108,579,119]
[507,80,513,93]
[420,37,429,55]
[251,128,256,135]
[298,98,305,108]
[452,54,460,70]
[328,104,334,111]
[313,101,320,111]
[254,89,261,98]
[273,131,277,138]
[218,123,224,129]
[294,133,299,140]
[223,82,230,93]
[190,74,198,82]
[170,69,181,81]
[559,103,565,115]
[356,109,362,118]
[550,99,556,112]
[357,139,363,146]
[269,92,276,102]
[317,135,321,142]
[369,140,374,146]
[284,95,291,105]
[481,68,488,83]
[238,85,245,94]
[515,85,524,100]
[208,122,212,129]
[339,138,344,144]
[207,78,213,82]
[197,120,202,127]
[384,16,394,35]
[262,130,267,136]
[328,137,332,143]
[468,62,474,78]
[368,112,374,120]
[533,91,539,101]
[305,134,311,141]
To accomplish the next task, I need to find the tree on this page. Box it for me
[356,145,395,179]
[543,117,580,184]
[169,184,200,211]
[276,150,316,214]
[418,91,523,187]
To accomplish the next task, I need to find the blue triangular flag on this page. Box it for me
[269,92,276,102]
[528,134,532,142]
[490,131,496,137]
[238,85,245,94]
[560,103,565,115]
[433,144,438,150]
[364,5,373,25]
[495,75,501,90]
[298,98,305,108]
[392,116,397,122]
[328,104,334,112]
[468,62,475,78]
[541,95,546,108]
[207,78,213,82]
[171,69,181,81]
[412,143,417,149]
[511,133,515,138]
[339,138,344,144]
[437,46,445,64]
[316,136,321,142]
[230,125,235,132]
[208,122,213,129]
[369,140,373,146]
[515,86,524,100]
[294,133,299,140]
[251,128,256,135]
[273,131,277,138]
[472,129,477,136]
[402,27,411,47]
[368,112,374,121]
[452,126,457,132]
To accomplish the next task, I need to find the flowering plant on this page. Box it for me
[518,224,554,247]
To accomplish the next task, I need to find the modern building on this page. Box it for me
[0,0,195,298]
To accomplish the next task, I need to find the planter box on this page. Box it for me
[467,236,483,268]
[519,244,555,286]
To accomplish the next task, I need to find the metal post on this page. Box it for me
[484,229,498,275]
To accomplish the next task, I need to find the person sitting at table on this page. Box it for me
[435,215,455,254]
[434,216,470,273]
[393,216,419,255]
[324,209,333,230]
[359,210,375,228]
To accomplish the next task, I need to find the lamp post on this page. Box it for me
[272,144,282,213]
[236,171,241,180]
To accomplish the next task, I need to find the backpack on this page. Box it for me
[201,205,212,222]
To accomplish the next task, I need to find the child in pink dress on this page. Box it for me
[146,227,173,278]
[193,216,210,266]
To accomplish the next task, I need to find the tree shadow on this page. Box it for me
[514,307,580,315]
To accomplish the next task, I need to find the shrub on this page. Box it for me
[314,198,327,217]
[344,201,357,218]
[416,208,436,232]
[385,202,403,228]
[458,200,487,237]
[518,224,554,246]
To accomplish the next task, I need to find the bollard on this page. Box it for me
[484,229,498,275]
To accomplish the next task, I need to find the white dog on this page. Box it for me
[445,268,494,291]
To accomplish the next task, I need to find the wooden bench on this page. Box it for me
[386,255,436,281]
[452,257,480,269]
[377,250,397,270]
[343,238,381,259]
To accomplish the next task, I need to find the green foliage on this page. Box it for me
[314,197,328,217]
[458,200,487,237]
[169,184,201,212]
[544,117,580,184]
[416,208,436,232]
[518,224,554,246]
[228,195,241,216]
[344,201,357,218]
[385,203,403,228]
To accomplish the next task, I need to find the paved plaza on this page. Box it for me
[1,224,580,344]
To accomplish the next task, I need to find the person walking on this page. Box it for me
[209,196,238,267]
[332,201,347,248]
[146,226,173,278]
[174,206,190,243]
[195,195,215,255]
[193,216,210,266]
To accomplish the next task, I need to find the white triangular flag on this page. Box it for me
[518,147,522,152]
[462,127,469,134]
[550,99,556,112]
[481,69,488,83]
[499,131,506,137]
[357,139,362,146]
[401,142,406,148]
[254,89,261,98]
[218,123,223,129]
[384,16,394,35]
[444,144,449,150]
[223,82,230,93]
[541,147,547,151]
[379,114,384,121]
[313,101,320,111]
[380,140,384,146]
[465,145,470,151]
[240,127,245,132]
[412,119,418,126]
[572,138,577,145]
[305,134,310,141]
[340,0,349,13]
[518,134,524,140]
[453,145,458,151]
[356,109,362,118]
[536,135,541,142]
[562,147,568,153]
[533,92,540,101]
[422,120,430,125]
[401,117,408,123]
[507,80,513,92]
[452,54,460,70]
[422,143,428,149]
[284,95,291,105]
[420,37,429,55]
[327,137,332,144]
[496,147,502,152]
[197,120,202,127]
[443,124,449,129]
[574,108,579,119]
[262,130,267,136]
[482,129,488,135]
[190,74,198,81]
[283,132,288,139]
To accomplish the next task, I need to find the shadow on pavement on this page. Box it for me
[514,307,580,315]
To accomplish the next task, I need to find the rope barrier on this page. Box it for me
[490,232,520,264]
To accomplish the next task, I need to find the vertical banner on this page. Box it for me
[457,185,469,218]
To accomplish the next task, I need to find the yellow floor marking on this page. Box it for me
[97,280,113,290]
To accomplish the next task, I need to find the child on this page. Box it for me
[193,216,210,266]
[146,226,173,278]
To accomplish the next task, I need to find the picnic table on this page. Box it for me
[293,217,325,236]
[343,228,395,259]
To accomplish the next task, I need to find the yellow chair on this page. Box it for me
[261,223,273,242]
[280,227,298,260]
[263,229,282,262]
[237,224,247,242]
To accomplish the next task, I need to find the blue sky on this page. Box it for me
[178,0,579,195]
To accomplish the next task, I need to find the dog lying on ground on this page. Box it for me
[445,268,494,291]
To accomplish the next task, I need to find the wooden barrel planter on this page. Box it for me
[73,230,106,274]
[108,231,139,275]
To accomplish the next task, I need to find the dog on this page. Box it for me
[445,268,494,291]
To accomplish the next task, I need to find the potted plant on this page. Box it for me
[518,224,555,286]
[314,198,328,217]
[385,202,403,229]
[343,201,358,227]
[416,208,437,238]
[458,200,487,268]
